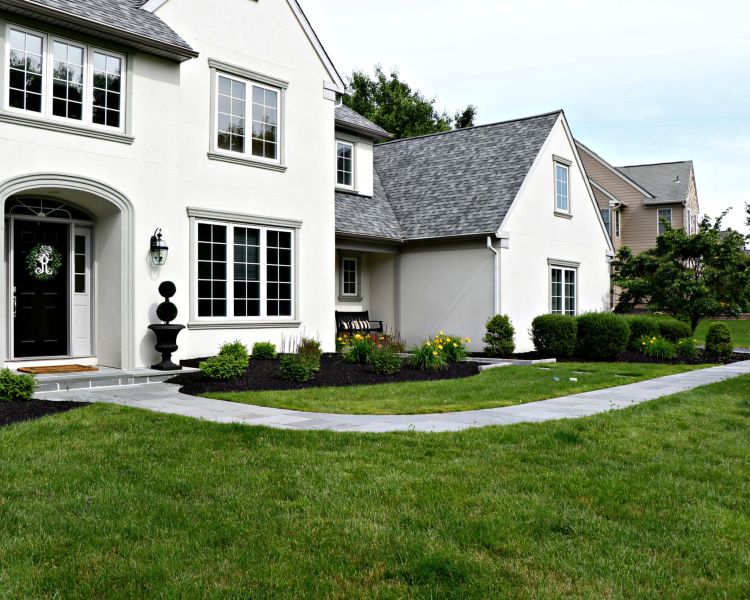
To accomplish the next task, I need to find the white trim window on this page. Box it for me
[341,256,358,297]
[195,220,294,320]
[5,24,125,130]
[554,162,570,213]
[600,208,611,238]
[215,72,280,162]
[336,140,354,188]
[615,208,621,237]
[657,208,672,235]
[550,265,577,316]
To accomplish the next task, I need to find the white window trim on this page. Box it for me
[615,208,621,238]
[548,261,578,316]
[657,208,673,235]
[3,24,127,134]
[600,208,611,238]
[553,160,571,215]
[335,139,355,190]
[209,68,286,171]
[340,256,359,298]
[187,212,300,329]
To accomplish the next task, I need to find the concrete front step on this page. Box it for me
[28,366,197,393]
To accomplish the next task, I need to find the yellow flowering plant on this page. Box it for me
[409,332,470,370]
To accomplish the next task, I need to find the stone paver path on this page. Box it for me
[39,361,750,433]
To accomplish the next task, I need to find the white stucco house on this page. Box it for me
[0,0,612,371]
[335,110,614,352]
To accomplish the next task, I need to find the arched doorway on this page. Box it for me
[0,174,135,369]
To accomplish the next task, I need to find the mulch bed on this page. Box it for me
[469,351,748,365]
[0,400,89,428]
[171,354,481,396]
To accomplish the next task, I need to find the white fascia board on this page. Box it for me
[141,0,170,12]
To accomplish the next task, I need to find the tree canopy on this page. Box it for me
[343,66,477,139]
[612,208,750,332]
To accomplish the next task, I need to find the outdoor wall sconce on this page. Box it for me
[150,228,169,266]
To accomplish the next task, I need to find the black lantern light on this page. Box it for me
[150,228,169,266]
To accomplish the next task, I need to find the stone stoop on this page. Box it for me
[28,367,197,393]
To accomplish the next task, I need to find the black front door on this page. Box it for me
[13,220,69,357]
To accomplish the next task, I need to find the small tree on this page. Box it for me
[613,208,750,333]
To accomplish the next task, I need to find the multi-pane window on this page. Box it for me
[600,208,611,238]
[52,41,84,120]
[215,72,280,161]
[9,29,43,112]
[336,140,354,187]
[196,222,294,320]
[657,208,672,235]
[342,257,358,296]
[551,266,576,316]
[555,163,569,213]
[74,234,87,294]
[92,51,122,128]
[5,25,125,130]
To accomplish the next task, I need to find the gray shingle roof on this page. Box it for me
[335,171,403,241]
[372,111,561,240]
[1,0,197,61]
[335,105,392,140]
[618,161,693,205]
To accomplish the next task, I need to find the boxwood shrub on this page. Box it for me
[705,323,734,360]
[575,312,630,360]
[0,368,36,402]
[656,318,692,342]
[370,347,402,375]
[279,354,317,382]
[199,355,248,381]
[624,316,661,351]
[483,315,515,357]
[251,342,277,360]
[531,314,577,357]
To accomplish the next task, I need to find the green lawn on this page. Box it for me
[695,318,750,348]
[1,376,750,598]
[206,362,707,414]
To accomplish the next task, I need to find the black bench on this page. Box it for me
[335,311,383,334]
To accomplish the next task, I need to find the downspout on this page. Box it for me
[486,236,500,315]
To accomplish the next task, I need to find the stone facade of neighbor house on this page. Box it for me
[336,111,613,353]
[0,0,345,369]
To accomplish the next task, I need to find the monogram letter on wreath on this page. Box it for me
[26,244,63,281]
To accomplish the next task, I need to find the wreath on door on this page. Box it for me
[26,244,63,281]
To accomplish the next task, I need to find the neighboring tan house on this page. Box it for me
[0,0,347,370]
[336,111,613,352]
[577,142,701,256]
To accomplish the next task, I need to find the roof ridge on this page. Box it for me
[376,109,563,146]
[619,160,693,168]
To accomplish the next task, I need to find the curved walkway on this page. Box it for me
[40,361,750,433]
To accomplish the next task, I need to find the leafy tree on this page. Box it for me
[343,66,476,139]
[612,209,750,333]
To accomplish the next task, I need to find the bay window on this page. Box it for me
[5,24,125,130]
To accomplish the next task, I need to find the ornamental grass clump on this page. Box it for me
[369,347,402,375]
[251,342,277,360]
[0,368,36,402]
[638,336,677,360]
[705,323,734,360]
[483,315,515,357]
[675,337,700,359]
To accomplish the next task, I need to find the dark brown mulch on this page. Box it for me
[0,400,89,428]
[171,354,481,396]
[470,350,747,365]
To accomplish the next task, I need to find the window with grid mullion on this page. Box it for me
[52,40,84,120]
[251,85,278,160]
[197,223,228,317]
[266,230,292,317]
[233,226,261,318]
[8,29,43,113]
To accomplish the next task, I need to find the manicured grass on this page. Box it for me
[695,318,750,348]
[1,376,750,598]
[205,362,707,414]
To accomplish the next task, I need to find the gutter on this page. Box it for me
[487,236,500,315]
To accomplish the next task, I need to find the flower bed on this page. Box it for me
[468,350,747,365]
[172,353,481,396]
[0,400,88,428]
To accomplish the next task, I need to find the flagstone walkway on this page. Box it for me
[38,361,750,433]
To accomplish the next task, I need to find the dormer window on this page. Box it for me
[336,140,354,188]
[5,25,126,131]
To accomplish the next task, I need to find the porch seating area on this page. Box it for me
[335,311,384,334]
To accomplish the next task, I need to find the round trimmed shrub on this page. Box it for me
[252,341,277,360]
[483,314,515,357]
[705,323,733,360]
[624,316,661,351]
[575,312,630,360]
[531,314,577,357]
[0,368,36,402]
[656,319,692,342]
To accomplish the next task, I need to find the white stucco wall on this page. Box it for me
[498,117,612,352]
[0,0,339,368]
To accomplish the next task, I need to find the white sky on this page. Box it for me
[303,0,750,233]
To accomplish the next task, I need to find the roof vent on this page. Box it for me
[674,175,680,184]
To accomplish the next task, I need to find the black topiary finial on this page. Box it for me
[156,281,178,324]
